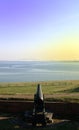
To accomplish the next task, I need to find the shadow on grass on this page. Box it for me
[60,86,79,93]
[67,87,79,93]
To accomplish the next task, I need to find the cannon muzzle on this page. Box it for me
[35,84,43,101]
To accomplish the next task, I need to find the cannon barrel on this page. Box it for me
[33,84,45,112]
[35,84,43,101]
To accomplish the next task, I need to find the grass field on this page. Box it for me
[0,80,79,102]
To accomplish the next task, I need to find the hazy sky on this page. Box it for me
[0,0,79,61]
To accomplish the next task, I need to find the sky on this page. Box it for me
[0,0,79,61]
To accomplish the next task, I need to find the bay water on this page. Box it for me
[0,61,79,82]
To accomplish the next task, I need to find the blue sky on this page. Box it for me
[0,0,79,60]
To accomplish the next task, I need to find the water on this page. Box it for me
[0,61,79,82]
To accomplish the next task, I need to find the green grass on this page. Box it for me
[0,80,79,102]
[0,80,78,94]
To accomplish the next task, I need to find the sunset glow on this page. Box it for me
[0,0,79,61]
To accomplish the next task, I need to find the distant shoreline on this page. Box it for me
[0,60,79,62]
[0,79,79,84]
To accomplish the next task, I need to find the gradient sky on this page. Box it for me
[0,0,79,61]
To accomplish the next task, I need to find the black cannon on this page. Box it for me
[32,84,46,126]
[32,84,53,126]
[23,84,53,126]
[33,84,45,113]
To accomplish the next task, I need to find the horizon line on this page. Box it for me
[0,60,79,62]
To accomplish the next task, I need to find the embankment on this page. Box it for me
[0,100,79,118]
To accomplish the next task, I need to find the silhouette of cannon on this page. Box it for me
[24,84,53,126]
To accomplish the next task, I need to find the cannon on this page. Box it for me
[32,84,53,126]
[23,84,53,126]
[33,84,45,114]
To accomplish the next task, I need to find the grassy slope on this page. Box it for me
[0,80,79,102]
